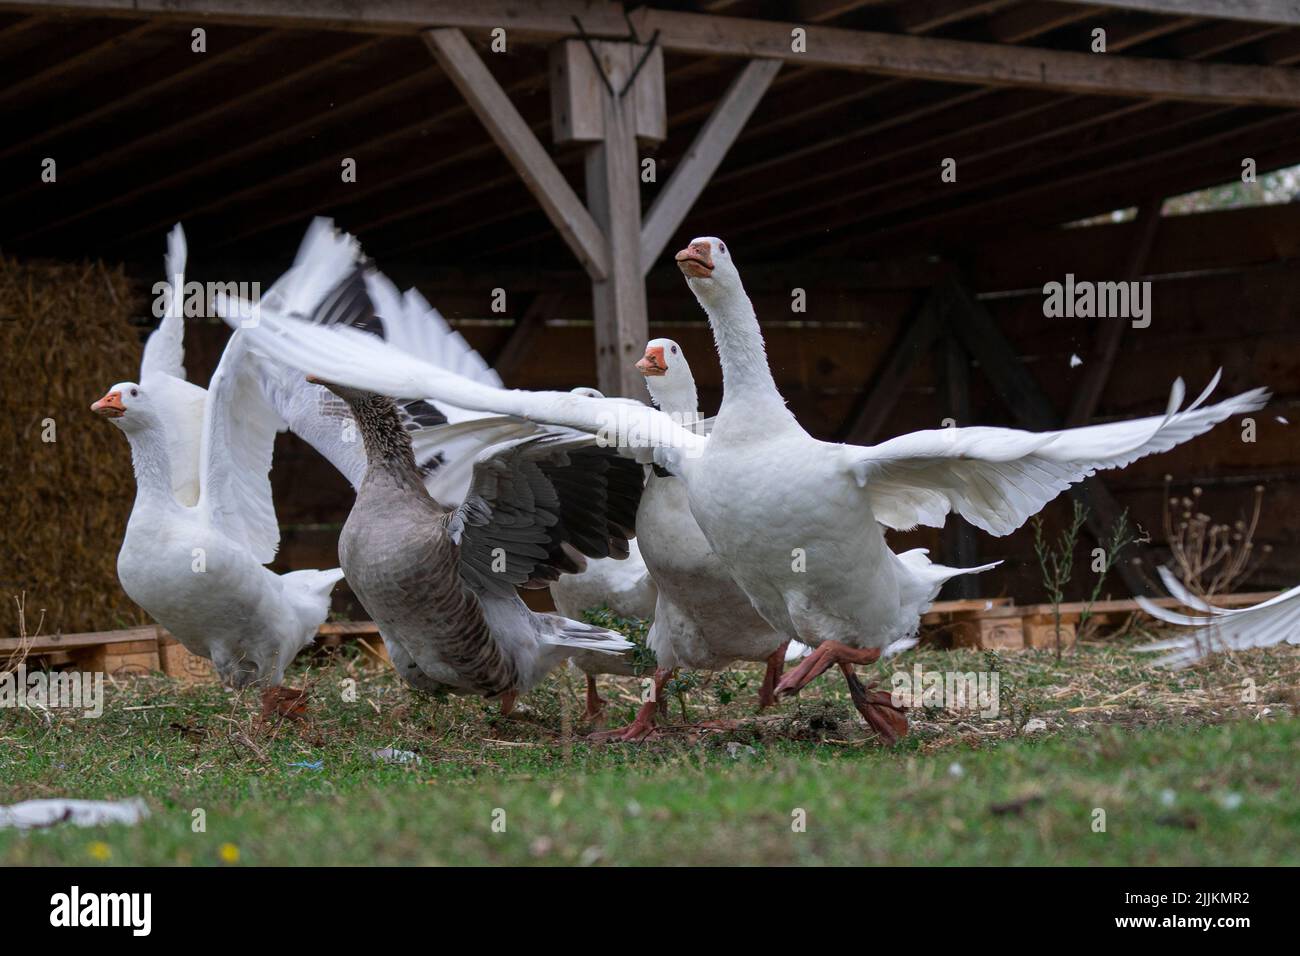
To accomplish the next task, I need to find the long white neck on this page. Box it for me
[122,425,179,510]
[692,279,796,429]
[645,368,699,417]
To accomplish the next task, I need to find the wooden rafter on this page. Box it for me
[422,27,609,282]
[9,1,1300,105]
[0,18,158,108]
[640,58,780,275]
[896,0,1017,34]
[0,29,278,166]
[1052,0,1300,27]
[987,2,1096,43]
[6,32,383,238]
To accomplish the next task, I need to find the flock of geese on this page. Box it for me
[91,220,1300,741]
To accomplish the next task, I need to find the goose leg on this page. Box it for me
[773,640,881,698]
[260,685,308,720]
[498,691,518,717]
[838,662,908,744]
[589,667,674,742]
[582,675,608,722]
[757,640,791,709]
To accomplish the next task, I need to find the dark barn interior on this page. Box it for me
[3,0,1298,622]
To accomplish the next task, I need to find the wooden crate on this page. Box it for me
[75,638,160,679]
[157,634,218,684]
[949,612,1025,650]
[1023,613,1078,650]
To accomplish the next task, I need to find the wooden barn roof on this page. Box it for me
[4,0,1300,278]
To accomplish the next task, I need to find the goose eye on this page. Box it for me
[719,242,726,253]
[671,346,678,354]
[130,388,139,397]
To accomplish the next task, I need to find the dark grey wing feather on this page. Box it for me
[452,431,644,598]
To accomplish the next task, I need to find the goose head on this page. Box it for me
[91,381,159,434]
[675,236,741,305]
[635,337,698,415]
[570,386,605,399]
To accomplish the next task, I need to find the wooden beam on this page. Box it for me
[0,0,634,36]
[842,290,945,444]
[422,28,609,281]
[640,58,780,275]
[11,2,1300,105]
[1064,200,1163,427]
[583,45,650,399]
[1050,1,1300,27]
[633,8,1300,107]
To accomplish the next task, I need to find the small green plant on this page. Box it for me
[1078,508,1144,640]
[663,671,701,721]
[710,669,750,708]
[1032,501,1141,660]
[1032,501,1086,661]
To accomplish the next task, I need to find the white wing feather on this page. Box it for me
[230,310,708,472]
[197,333,286,565]
[1136,567,1300,668]
[138,223,207,505]
[140,223,188,383]
[849,374,1269,536]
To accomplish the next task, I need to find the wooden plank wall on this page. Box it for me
[158,204,1300,608]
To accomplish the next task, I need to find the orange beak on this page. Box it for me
[91,390,126,418]
[636,346,667,376]
[675,241,714,278]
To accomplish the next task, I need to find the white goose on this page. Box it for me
[586,338,792,740]
[98,221,532,712]
[93,226,343,711]
[1137,567,1300,667]
[227,236,1269,741]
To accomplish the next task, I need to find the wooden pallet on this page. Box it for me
[1,592,1282,675]
[920,591,1280,651]
[0,621,390,684]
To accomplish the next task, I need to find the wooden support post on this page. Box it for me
[939,332,980,598]
[424,31,774,397]
[582,44,653,400]
[640,58,781,274]
[422,29,610,281]
[1065,200,1163,427]
[941,277,1151,596]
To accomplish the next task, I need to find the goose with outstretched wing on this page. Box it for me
[224,236,1269,741]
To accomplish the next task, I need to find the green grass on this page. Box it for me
[2,637,1297,865]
